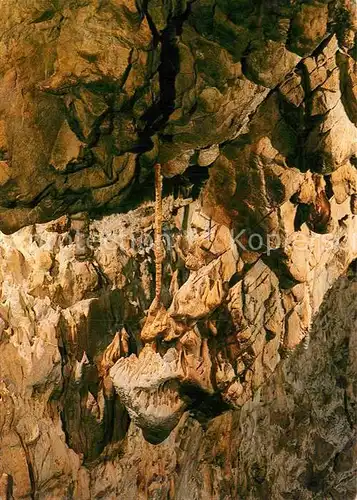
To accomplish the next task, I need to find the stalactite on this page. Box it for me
[154,163,163,300]
[139,163,165,345]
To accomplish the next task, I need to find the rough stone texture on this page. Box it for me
[0,0,355,234]
[89,276,357,500]
[0,0,356,498]
[0,198,356,498]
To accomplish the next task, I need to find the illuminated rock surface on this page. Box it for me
[0,1,356,498]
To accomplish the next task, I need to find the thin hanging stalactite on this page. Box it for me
[154,162,163,300]
[140,163,165,345]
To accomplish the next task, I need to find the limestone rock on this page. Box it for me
[279,71,305,107]
[110,346,187,444]
[0,1,356,497]
[162,150,193,178]
[330,161,357,204]
[337,51,357,125]
[169,253,234,321]
[244,41,301,88]
[0,188,355,496]
[288,3,329,56]
[197,144,220,167]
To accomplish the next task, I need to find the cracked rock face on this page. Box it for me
[0,0,355,234]
[0,196,355,497]
[0,0,357,498]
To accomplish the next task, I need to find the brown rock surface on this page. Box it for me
[0,0,355,234]
[0,1,356,498]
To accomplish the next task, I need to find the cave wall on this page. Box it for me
[0,198,355,498]
[0,207,355,498]
[0,0,356,232]
[81,276,357,500]
[0,0,356,499]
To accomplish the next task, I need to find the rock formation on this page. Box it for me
[0,0,356,498]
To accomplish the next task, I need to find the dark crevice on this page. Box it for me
[59,409,72,452]
[293,202,310,231]
[141,4,192,136]
[324,175,334,200]
[31,9,56,24]
[3,475,13,500]
[163,165,209,200]
[21,183,57,209]
[282,33,340,174]
[65,101,87,143]
[137,0,160,46]
[185,165,210,199]
[263,250,300,289]
[240,50,253,83]
[180,384,231,424]
[310,33,335,59]
[141,24,179,132]
[101,398,115,448]
[337,51,357,126]
[91,260,112,291]
[347,258,357,279]
[228,272,243,288]
[15,431,36,500]
[292,60,313,173]
[343,389,354,430]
